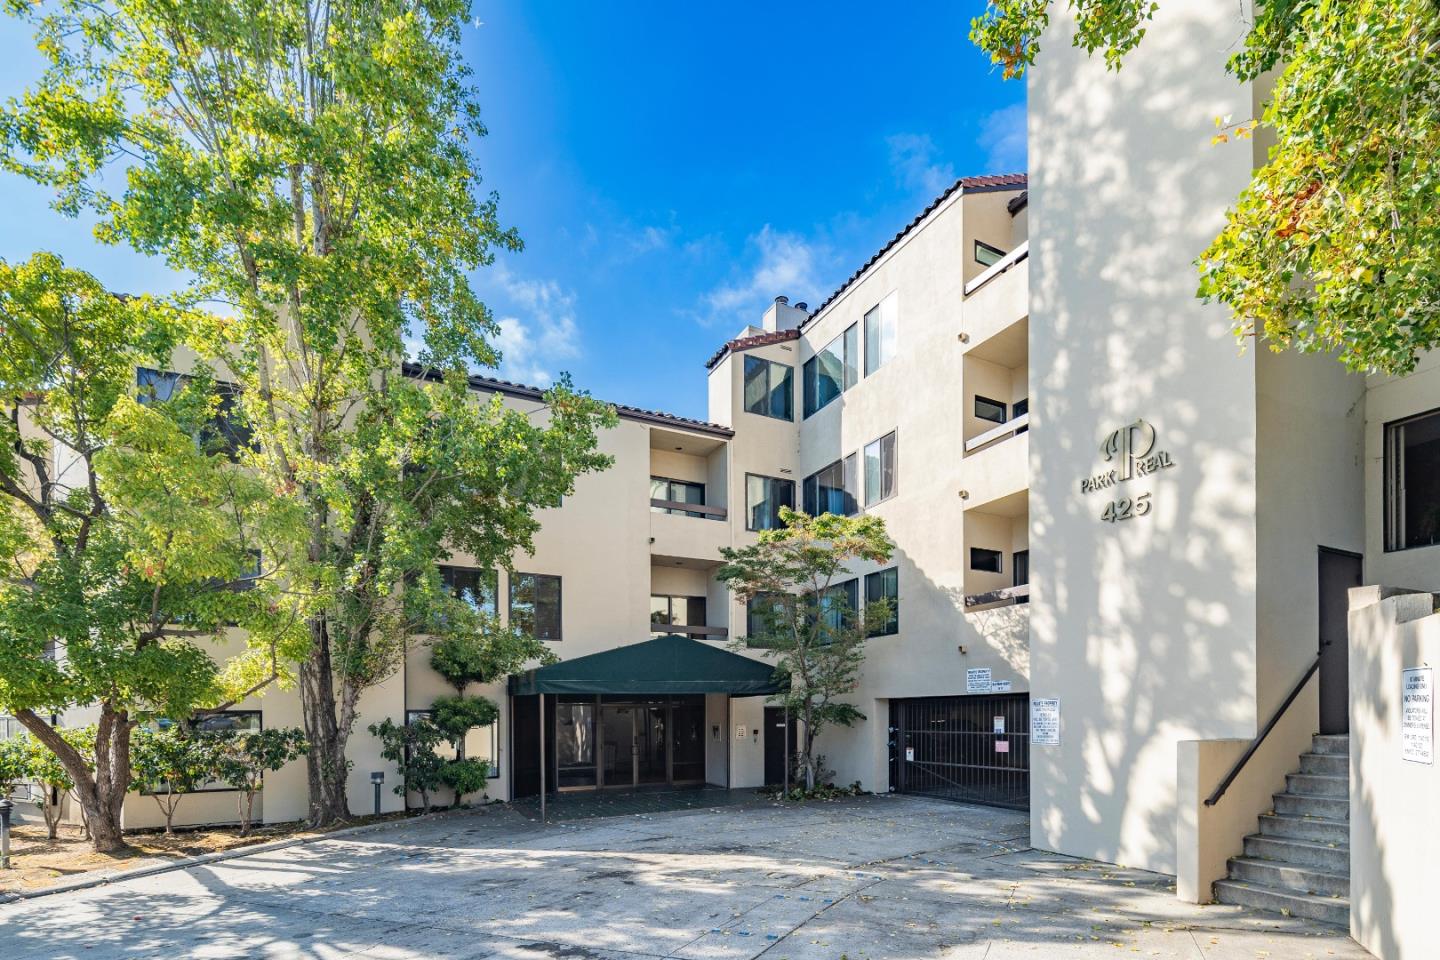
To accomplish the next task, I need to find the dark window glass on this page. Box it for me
[970,548,1004,574]
[802,456,857,517]
[975,240,1006,267]
[974,395,1008,425]
[651,477,707,518]
[1386,409,1440,550]
[1013,397,1029,434]
[865,567,899,636]
[743,356,794,421]
[864,295,897,377]
[137,368,253,458]
[863,431,898,507]
[817,579,859,632]
[439,565,498,615]
[1012,550,1030,587]
[233,550,262,591]
[510,573,562,641]
[745,592,792,648]
[802,325,857,418]
[746,474,795,531]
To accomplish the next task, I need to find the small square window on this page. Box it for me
[974,395,1008,425]
[970,548,1003,574]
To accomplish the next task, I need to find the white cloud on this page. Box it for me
[697,226,829,330]
[488,264,582,387]
[979,103,1028,174]
[886,133,957,196]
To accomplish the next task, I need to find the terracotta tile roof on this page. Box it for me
[802,172,1027,325]
[402,362,734,438]
[703,327,801,371]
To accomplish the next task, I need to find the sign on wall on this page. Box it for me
[1078,418,1176,524]
[1401,667,1433,765]
[1031,698,1060,746]
[966,668,992,693]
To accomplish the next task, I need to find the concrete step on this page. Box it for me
[1243,834,1349,873]
[1274,792,1349,820]
[1310,734,1350,757]
[1298,752,1348,777]
[1214,878,1349,927]
[1286,772,1348,797]
[1259,813,1349,845]
[1227,856,1350,898]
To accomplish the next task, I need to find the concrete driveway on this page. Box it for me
[0,794,1368,959]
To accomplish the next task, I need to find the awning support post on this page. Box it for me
[783,702,790,796]
[539,693,547,823]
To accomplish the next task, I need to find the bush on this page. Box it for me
[369,716,447,814]
[130,726,219,835]
[440,757,490,801]
[207,727,307,836]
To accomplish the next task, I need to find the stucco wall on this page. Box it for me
[1364,349,1440,593]
[1027,0,1262,873]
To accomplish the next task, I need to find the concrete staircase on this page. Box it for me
[1213,734,1350,926]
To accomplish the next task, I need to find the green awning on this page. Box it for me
[508,634,786,697]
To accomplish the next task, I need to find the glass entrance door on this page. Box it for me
[636,703,668,784]
[600,704,635,787]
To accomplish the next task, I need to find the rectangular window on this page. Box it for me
[802,454,857,517]
[817,578,859,632]
[863,293,898,377]
[802,324,858,418]
[974,395,1008,425]
[745,474,795,531]
[439,565,498,615]
[1385,408,1440,551]
[975,240,1006,267]
[137,368,253,458]
[863,431,898,507]
[865,567,899,636]
[650,595,707,630]
[510,573,562,641]
[186,711,263,792]
[970,547,1004,574]
[650,477,706,518]
[743,355,794,421]
[1013,397,1029,434]
[406,709,499,778]
[746,592,792,646]
[1012,550,1030,587]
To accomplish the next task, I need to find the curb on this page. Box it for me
[0,806,475,905]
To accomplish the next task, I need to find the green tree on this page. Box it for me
[18,730,81,839]
[369,716,447,815]
[717,509,894,792]
[0,736,27,793]
[970,0,1440,375]
[0,254,301,852]
[428,610,551,763]
[130,725,219,835]
[208,727,307,836]
[0,0,616,826]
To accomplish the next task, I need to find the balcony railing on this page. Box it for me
[963,583,1030,608]
[650,498,728,521]
[964,412,1029,453]
[651,623,728,639]
[964,240,1029,296]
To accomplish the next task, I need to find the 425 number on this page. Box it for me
[1101,493,1151,523]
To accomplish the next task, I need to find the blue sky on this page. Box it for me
[0,2,1025,421]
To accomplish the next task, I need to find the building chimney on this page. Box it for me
[761,295,808,333]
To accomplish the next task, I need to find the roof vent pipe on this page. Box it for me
[794,302,808,312]
[774,295,789,305]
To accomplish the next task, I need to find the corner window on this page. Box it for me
[970,547,1003,574]
[975,240,1006,267]
[743,356,794,421]
[863,294,898,377]
[510,573,562,641]
[802,323,858,418]
[802,454,858,517]
[865,567,899,636]
[746,474,795,531]
[439,565,498,615]
[863,431,898,507]
[1385,408,1440,551]
[974,395,1008,425]
[1012,550,1030,587]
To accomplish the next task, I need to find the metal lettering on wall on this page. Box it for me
[1078,418,1175,523]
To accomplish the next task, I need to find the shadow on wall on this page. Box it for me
[1028,0,1266,873]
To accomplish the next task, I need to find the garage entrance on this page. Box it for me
[888,694,1029,809]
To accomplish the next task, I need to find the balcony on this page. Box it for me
[649,425,730,563]
[961,242,1027,355]
[651,567,728,641]
[961,431,1028,512]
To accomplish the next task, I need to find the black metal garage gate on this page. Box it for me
[888,694,1029,809]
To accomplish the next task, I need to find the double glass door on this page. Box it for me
[559,695,705,790]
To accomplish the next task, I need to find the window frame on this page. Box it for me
[745,473,796,531]
[802,324,858,419]
[970,547,1004,574]
[137,367,253,459]
[650,476,707,518]
[1384,405,1440,553]
[650,594,707,630]
[742,355,795,422]
[802,454,858,517]
[864,567,899,637]
[438,564,499,615]
[975,239,1006,267]
[406,708,501,779]
[863,430,898,508]
[863,293,898,377]
[974,395,1009,425]
[142,710,262,795]
[509,572,563,642]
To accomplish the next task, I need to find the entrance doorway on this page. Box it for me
[763,706,797,787]
[1318,547,1363,735]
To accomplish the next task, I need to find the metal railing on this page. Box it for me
[651,623,728,639]
[963,584,1030,608]
[964,413,1029,453]
[1204,647,1325,807]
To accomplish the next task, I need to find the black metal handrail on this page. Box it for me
[1204,645,1326,807]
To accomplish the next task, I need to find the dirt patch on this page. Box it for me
[0,810,411,895]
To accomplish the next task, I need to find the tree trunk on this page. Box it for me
[299,617,352,826]
[15,706,130,853]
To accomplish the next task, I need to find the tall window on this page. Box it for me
[865,567,899,636]
[439,565,498,615]
[975,240,1006,267]
[1385,408,1440,551]
[137,368,253,458]
[1012,550,1030,600]
[746,474,795,531]
[743,356,794,421]
[802,455,857,517]
[510,573,562,641]
[863,293,898,376]
[650,595,707,630]
[802,324,858,418]
[863,431,898,507]
[745,592,792,648]
[817,579,859,632]
[651,477,706,518]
